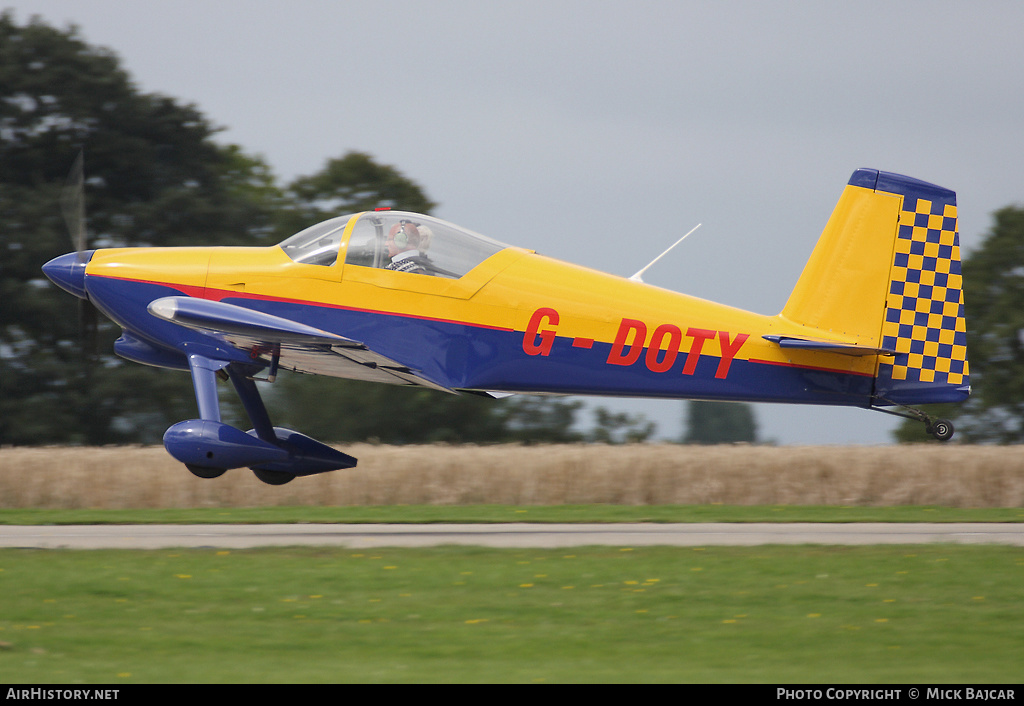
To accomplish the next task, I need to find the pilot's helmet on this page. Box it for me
[388,221,421,250]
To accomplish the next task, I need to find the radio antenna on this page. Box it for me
[629,223,701,282]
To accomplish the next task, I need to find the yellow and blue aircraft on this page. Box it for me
[43,168,969,484]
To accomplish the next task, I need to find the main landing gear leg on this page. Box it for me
[163,356,356,484]
[181,354,228,479]
[226,364,276,443]
[165,355,293,483]
[226,365,295,486]
[873,403,955,441]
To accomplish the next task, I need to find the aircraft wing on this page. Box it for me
[147,296,455,392]
[762,335,895,357]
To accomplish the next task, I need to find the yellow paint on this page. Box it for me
[781,184,901,344]
[88,247,212,292]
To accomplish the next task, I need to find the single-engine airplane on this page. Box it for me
[43,168,969,484]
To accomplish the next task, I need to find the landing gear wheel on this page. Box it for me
[186,464,227,479]
[928,419,955,442]
[252,468,295,485]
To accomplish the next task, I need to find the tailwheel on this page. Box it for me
[186,464,227,479]
[872,401,956,442]
[252,468,295,485]
[927,419,955,442]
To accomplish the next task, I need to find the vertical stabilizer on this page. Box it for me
[782,171,901,343]
[781,169,969,405]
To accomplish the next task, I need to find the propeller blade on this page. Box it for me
[79,298,99,361]
[60,150,87,261]
[59,151,101,358]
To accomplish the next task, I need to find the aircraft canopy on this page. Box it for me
[279,211,508,279]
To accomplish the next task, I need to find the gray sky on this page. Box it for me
[10,1,1024,444]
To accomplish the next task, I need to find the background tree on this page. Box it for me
[895,205,1024,443]
[586,407,656,444]
[0,14,277,444]
[268,380,506,444]
[683,400,758,444]
[493,397,585,444]
[275,151,437,236]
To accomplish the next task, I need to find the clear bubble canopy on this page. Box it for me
[279,211,508,278]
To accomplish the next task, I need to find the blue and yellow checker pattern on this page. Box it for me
[878,197,969,386]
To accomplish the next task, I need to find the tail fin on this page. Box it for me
[781,168,969,405]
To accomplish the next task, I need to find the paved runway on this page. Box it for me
[1,523,1023,549]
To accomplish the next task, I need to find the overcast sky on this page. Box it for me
[9,1,1024,444]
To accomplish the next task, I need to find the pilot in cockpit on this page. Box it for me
[385,220,431,275]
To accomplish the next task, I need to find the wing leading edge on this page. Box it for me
[147,296,455,392]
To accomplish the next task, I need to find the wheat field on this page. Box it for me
[1,443,1023,509]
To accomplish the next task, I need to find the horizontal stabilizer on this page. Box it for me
[762,335,895,357]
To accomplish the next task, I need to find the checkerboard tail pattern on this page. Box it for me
[877,187,969,394]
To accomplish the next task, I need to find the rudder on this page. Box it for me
[869,170,970,405]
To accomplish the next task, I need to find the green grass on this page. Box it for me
[0,545,1021,683]
[2,504,1023,525]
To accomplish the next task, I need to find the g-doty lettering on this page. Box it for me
[646,324,682,373]
[524,308,748,379]
[607,318,646,366]
[605,319,746,378]
[523,307,559,356]
[681,327,716,376]
[716,331,749,379]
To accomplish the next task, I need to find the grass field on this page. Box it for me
[3,443,1024,509]
[1,544,1021,683]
